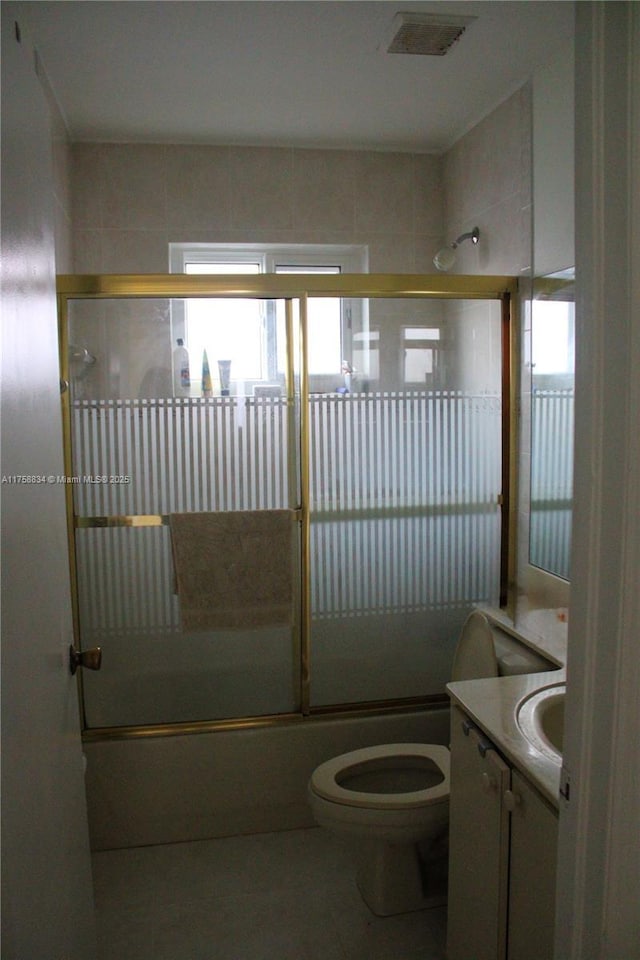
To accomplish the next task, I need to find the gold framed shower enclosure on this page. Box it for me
[58,272,519,741]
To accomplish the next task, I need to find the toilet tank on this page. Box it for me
[451,611,555,682]
[491,625,555,676]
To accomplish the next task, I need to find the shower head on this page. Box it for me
[69,344,97,377]
[433,227,480,271]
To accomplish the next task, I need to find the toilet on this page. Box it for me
[307,610,546,916]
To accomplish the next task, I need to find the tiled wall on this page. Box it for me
[70,144,444,274]
[67,88,531,279]
[68,144,449,393]
[441,85,533,590]
[442,85,532,278]
[38,57,73,273]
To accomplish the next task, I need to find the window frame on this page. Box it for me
[169,242,367,275]
[169,243,368,389]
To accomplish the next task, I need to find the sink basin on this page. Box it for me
[516,685,565,761]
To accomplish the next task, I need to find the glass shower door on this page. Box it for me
[66,295,301,728]
[60,275,514,730]
[308,296,504,707]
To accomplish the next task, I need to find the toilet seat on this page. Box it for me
[309,743,450,810]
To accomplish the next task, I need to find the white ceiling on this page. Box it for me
[24,0,574,153]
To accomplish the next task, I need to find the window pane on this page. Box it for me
[307,298,342,375]
[276,265,342,375]
[186,299,263,382]
[184,263,263,383]
[185,262,261,275]
[404,347,434,382]
[403,325,441,385]
[404,327,441,340]
[353,329,379,382]
[531,301,575,375]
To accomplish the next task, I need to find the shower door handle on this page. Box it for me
[69,644,102,675]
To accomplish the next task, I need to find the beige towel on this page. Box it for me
[170,510,296,631]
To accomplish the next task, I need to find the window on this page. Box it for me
[170,243,367,390]
[531,301,575,376]
[274,264,341,375]
[353,329,380,381]
[185,261,263,381]
[403,326,441,384]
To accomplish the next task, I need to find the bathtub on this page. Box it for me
[84,706,450,850]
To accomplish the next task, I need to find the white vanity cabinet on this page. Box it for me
[447,705,558,960]
[506,769,558,960]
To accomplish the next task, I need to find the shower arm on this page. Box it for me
[451,227,480,250]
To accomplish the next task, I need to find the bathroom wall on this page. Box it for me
[50,115,73,272]
[441,83,532,389]
[36,53,73,272]
[70,144,444,275]
[440,65,575,616]
[69,143,446,394]
[533,47,575,278]
[442,85,534,601]
[442,85,532,279]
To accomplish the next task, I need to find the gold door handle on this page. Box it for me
[69,644,102,675]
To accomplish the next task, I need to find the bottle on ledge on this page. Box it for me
[173,338,190,397]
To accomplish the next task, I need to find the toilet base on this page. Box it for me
[354,835,448,917]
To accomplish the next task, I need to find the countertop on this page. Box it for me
[446,602,568,808]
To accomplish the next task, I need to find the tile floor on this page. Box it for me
[92,826,447,960]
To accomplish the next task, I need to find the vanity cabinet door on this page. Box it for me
[447,705,511,960]
[507,770,558,960]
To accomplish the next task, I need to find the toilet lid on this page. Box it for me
[309,743,450,809]
[451,610,499,682]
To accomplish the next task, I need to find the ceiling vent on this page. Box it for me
[386,12,476,56]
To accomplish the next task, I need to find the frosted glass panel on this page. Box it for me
[68,297,298,727]
[77,525,297,726]
[309,299,503,706]
[70,395,292,516]
[529,388,574,579]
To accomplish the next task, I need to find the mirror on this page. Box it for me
[529,269,575,580]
